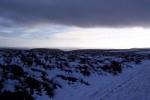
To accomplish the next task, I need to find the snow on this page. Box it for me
[0,49,150,100]
[98,61,150,100]
[55,61,150,100]
[2,79,19,92]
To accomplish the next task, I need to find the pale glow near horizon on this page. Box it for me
[0,26,150,49]
[46,27,150,49]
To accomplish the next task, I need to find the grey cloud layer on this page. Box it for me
[0,0,150,27]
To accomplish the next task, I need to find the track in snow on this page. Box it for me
[91,61,150,100]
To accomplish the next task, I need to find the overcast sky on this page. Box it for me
[0,0,150,49]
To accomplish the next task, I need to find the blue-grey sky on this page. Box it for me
[0,0,150,48]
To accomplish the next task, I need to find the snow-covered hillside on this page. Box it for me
[0,48,150,100]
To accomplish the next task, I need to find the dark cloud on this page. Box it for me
[0,0,150,27]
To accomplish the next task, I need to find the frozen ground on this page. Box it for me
[55,60,150,100]
[0,48,150,100]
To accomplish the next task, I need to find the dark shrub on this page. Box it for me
[68,55,77,62]
[57,75,78,84]
[11,65,25,78]
[80,58,88,64]
[0,91,34,100]
[21,55,34,66]
[111,61,122,75]
[43,83,55,98]
[25,77,42,95]
[101,61,122,75]
[80,79,90,86]
[78,66,91,76]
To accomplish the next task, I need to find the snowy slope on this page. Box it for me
[0,49,150,100]
[88,61,150,100]
[54,61,150,100]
